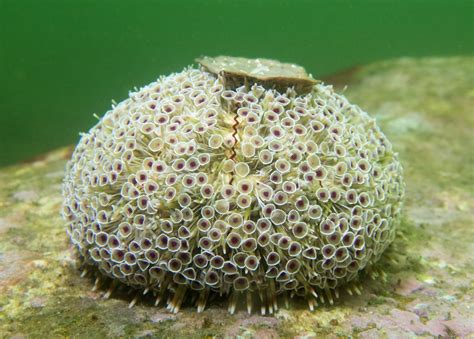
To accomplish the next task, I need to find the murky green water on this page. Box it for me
[1,0,472,166]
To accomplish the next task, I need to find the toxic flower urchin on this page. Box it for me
[62,56,404,314]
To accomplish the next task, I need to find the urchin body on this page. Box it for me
[62,57,404,313]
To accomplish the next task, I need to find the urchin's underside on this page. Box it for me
[62,56,404,314]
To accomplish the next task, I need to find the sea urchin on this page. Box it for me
[62,56,404,314]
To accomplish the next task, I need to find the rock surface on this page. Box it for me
[0,57,473,338]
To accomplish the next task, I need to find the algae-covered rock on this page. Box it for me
[1,57,473,337]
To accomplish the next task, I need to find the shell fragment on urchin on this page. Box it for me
[62,56,404,314]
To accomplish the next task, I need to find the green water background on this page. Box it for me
[0,0,472,167]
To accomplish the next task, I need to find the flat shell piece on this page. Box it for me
[197,56,318,93]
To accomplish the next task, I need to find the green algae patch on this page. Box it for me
[1,57,473,337]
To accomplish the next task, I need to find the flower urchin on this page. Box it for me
[62,56,404,314]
